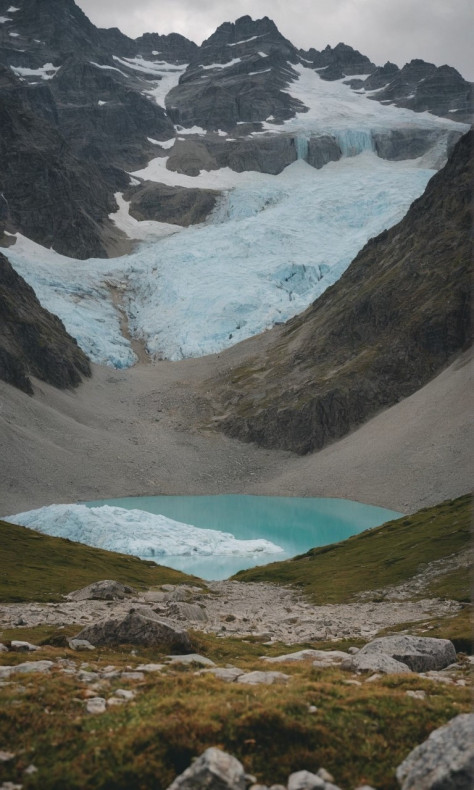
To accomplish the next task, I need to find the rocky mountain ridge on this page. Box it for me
[0,0,471,258]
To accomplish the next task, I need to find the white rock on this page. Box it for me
[287,769,325,790]
[203,667,245,682]
[166,746,246,789]
[405,690,426,700]
[136,663,165,673]
[86,697,107,714]
[114,688,135,700]
[68,639,95,651]
[168,654,215,667]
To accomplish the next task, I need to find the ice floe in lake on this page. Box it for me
[6,504,284,560]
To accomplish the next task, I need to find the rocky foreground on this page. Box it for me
[0,580,472,790]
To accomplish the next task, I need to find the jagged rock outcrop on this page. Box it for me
[301,42,376,80]
[166,15,305,131]
[209,130,473,454]
[367,60,473,123]
[134,32,198,64]
[0,252,91,394]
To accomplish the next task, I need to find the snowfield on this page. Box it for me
[6,504,284,560]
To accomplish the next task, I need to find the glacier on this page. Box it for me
[6,504,285,560]
[4,65,469,366]
[7,153,439,365]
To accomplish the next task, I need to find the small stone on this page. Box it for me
[86,697,107,714]
[23,765,37,776]
[308,705,318,713]
[287,769,325,790]
[249,785,268,790]
[114,688,135,700]
[120,671,145,681]
[136,663,165,673]
[77,671,100,684]
[10,641,39,652]
[0,644,8,653]
[364,673,383,683]
[269,786,287,790]
[165,746,246,789]
[245,776,257,786]
[0,751,15,762]
[107,697,126,707]
[167,654,215,667]
[343,679,362,686]
[0,783,23,790]
[203,667,245,683]
[348,646,360,654]
[405,690,426,700]
[68,639,95,651]
[317,768,334,782]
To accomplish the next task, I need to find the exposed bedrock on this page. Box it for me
[165,125,462,178]
[124,181,219,226]
[0,253,91,394]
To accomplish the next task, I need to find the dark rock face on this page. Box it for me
[0,253,91,394]
[166,15,305,131]
[211,131,473,454]
[301,42,376,80]
[134,32,198,64]
[0,66,122,258]
[125,182,218,227]
[48,57,174,168]
[367,60,473,122]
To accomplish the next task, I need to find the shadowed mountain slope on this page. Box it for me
[209,130,473,454]
[0,252,91,394]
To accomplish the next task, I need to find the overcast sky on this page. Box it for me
[76,0,474,80]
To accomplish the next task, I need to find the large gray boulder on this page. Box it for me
[75,609,193,653]
[66,580,136,601]
[341,652,412,674]
[166,747,246,790]
[350,636,456,673]
[396,714,474,789]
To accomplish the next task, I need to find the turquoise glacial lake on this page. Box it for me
[85,495,402,580]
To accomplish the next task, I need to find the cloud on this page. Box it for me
[76,0,474,80]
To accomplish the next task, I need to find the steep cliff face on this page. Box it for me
[210,131,472,454]
[0,253,91,394]
[0,66,125,258]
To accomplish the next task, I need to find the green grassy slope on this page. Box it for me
[0,519,203,601]
[234,495,472,604]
